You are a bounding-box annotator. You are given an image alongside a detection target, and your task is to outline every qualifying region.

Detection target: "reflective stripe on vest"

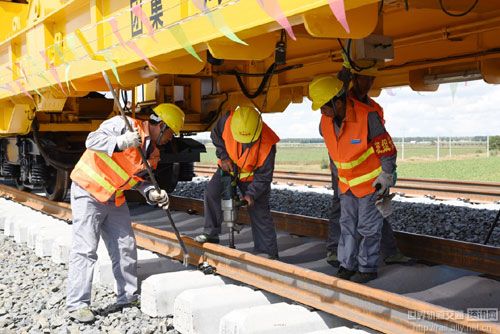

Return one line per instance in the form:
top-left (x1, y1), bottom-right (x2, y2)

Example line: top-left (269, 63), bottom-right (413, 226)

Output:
top-left (96, 152), bottom-right (138, 189)
top-left (78, 161), bottom-right (116, 195)
top-left (339, 166), bottom-right (382, 188)
top-left (320, 97), bottom-right (383, 197)
top-left (333, 147), bottom-right (375, 170)
top-left (77, 152), bottom-right (139, 205)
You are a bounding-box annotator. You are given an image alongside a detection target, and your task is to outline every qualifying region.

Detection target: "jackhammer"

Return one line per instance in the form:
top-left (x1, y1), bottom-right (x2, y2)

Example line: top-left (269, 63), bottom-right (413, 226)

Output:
top-left (220, 169), bottom-right (247, 248)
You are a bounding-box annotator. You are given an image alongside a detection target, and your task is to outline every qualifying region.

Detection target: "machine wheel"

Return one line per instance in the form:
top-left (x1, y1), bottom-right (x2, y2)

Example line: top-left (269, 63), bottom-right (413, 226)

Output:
top-left (156, 162), bottom-right (180, 193)
top-left (14, 176), bottom-right (29, 192)
top-left (44, 167), bottom-right (70, 201)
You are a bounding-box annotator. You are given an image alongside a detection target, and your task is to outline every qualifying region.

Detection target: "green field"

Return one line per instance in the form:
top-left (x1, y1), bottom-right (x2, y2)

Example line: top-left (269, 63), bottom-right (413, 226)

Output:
top-left (200, 144), bottom-right (500, 182)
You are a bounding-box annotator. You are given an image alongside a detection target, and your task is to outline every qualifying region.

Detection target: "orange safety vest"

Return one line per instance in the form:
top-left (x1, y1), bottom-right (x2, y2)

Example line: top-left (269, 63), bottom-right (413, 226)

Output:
top-left (71, 119), bottom-right (160, 206)
top-left (348, 90), bottom-right (385, 123)
top-left (219, 112), bottom-right (280, 182)
top-left (321, 97), bottom-right (382, 198)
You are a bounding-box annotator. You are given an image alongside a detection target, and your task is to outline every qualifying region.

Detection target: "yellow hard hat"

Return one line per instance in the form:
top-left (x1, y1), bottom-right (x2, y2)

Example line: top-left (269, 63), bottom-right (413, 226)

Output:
top-left (308, 75), bottom-right (345, 111)
top-left (230, 106), bottom-right (262, 143)
top-left (152, 103), bottom-right (185, 135)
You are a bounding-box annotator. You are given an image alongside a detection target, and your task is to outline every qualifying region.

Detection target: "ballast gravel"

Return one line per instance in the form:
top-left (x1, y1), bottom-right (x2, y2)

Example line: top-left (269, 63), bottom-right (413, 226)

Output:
top-left (172, 180), bottom-right (500, 247)
top-left (0, 234), bottom-right (173, 334)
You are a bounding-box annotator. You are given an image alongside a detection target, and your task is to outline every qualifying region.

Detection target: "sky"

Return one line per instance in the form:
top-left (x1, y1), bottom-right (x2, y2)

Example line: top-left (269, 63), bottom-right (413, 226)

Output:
top-left (194, 80), bottom-right (500, 139)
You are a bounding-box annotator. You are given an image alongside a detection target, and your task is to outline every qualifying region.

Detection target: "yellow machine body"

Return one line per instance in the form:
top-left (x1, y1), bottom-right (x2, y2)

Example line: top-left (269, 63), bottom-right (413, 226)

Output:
top-left (0, 0), bottom-right (499, 135)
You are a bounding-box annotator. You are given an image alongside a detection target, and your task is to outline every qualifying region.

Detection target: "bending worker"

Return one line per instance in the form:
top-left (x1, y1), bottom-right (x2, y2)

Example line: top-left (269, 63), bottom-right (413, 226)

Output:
top-left (310, 74), bottom-right (397, 283)
top-left (195, 106), bottom-right (280, 260)
top-left (66, 103), bottom-right (185, 323)
top-left (315, 67), bottom-right (411, 267)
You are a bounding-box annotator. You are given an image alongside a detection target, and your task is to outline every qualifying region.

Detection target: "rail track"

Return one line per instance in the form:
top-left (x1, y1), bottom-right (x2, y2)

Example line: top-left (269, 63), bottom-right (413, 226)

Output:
top-left (194, 165), bottom-right (500, 203)
top-left (0, 183), bottom-right (499, 333)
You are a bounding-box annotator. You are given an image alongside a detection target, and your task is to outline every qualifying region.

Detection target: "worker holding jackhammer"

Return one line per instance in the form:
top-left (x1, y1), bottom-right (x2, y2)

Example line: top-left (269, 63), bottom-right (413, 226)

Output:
top-left (318, 64), bottom-right (413, 269)
top-left (66, 103), bottom-right (185, 323)
top-left (309, 73), bottom-right (398, 283)
top-left (194, 106), bottom-right (280, 260)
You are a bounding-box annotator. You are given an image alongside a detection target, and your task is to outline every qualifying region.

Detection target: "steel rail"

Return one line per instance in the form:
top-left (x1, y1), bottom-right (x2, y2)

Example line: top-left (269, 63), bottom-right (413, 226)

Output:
top-left (133, 224), bottom-right (499, 334)
top-left (0, 184), bottom-right (499, 333)
top-left (194, 165), bottom-right (500, 203)
top-left (0, 182), bottom-right (498, 276)
top-left (169, 196), bottom-right (500, 277)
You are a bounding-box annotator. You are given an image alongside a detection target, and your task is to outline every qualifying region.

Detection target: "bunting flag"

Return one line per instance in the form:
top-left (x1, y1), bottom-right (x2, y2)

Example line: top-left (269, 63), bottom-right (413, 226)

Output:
top-left (104, 54), bottom-right (122, 85)
top-left (39, 50), bottom-right (67, 95)
top-left (450, 82), bottom-right (458, 103)
top-left (109, 18), bottom-right (130, 50)
top-left (126, 40), bottom-right (158, 71)
top-left (13, 80), bottom-right (34, 101)
top-left (16, 62), bottom-right (43, 97)
top-left (169, 25), bottom-right (202, 61)
top-left (64, 63), bottom-right (73, 92)
top-left (256, 0), bottom-right (296, 40)
top-left (207, 11), bottom-right (248, 45)
top-left (131, 5), bottom-right (157, 42)
top-left (327, 0), bottom-right (350, 33)
top-left (191, 0), bottom-right (247, 45)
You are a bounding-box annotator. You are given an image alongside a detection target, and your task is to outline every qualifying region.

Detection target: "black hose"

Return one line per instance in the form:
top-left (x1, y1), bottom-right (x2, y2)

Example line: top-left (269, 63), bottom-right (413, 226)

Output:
top-left (235, 63), bottom-right (276, 99)
top-left (32, 119), bottom-right (74, 171)
top-left (438, 0), bottom-right (479, 17)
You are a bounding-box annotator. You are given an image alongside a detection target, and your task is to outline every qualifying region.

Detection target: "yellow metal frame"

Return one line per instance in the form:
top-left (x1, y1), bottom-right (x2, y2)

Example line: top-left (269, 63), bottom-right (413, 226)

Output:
top-left (0, 0), bottom-right (500, 135)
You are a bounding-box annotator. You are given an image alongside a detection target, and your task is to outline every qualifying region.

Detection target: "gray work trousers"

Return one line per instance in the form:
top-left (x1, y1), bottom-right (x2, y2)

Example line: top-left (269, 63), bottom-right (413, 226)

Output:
top-left (66, 183), bottom-right (138, 311)
top-left (326, 172), bottom-right (398, 258)
top-left (203, 171), bottom-right (278, 258)
top-left (338, 190), bottom-right (383, 273)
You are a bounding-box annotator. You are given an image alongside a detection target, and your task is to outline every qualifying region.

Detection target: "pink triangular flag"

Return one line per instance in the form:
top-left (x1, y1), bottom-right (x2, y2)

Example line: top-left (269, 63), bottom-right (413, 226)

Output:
top-left (131, 5), bottom-right (157, 41)
top-left (256, 0), bottom-right (296, 40)
top-left (328, 0), bottom-right (350, 33)
top-left (126, 40), bottom-right (158, 71)
top-left (109, 18), bottom-right (129, 49)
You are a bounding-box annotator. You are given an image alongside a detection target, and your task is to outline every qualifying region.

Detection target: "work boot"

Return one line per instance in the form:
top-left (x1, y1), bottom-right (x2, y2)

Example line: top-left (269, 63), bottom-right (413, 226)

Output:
top-left (326, 250), bottom-right (340, 267)
top-left (384, 251), bottom-right (415, 265)
top-left (335, 266), bottom-right (356, 280)
top-left (68, 307), bottom-right (95, 323)
top-left (351, 272), bottom-right (378, 283)
top-left (194, 233), bottom-right (220, 244)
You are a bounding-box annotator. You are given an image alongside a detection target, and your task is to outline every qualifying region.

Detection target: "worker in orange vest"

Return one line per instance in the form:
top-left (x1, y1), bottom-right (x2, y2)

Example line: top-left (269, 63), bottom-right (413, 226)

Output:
top-left (310, 75), bottom-right (397, 283)
top-left (318, 67), bottom-right (412, 267)
top-left (66, 103), bottom-right (185, 323)
top-left (194, 106), bottom-right (280, 259)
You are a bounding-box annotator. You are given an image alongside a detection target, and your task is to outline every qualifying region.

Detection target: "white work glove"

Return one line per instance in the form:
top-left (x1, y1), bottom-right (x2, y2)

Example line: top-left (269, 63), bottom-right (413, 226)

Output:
top-left (375, 192), bottom-right (396, 218)
top-left (371, 171), bottom-right (394, 195)
top-left (116, 129), bottom-right (141, 150)
top-left (147, 189), bottom-right (169, 210)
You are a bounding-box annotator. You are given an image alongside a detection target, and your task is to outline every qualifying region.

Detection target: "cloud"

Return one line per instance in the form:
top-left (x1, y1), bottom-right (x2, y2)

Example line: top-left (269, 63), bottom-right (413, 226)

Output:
top-left (193, 81), bottom-right (500, 140)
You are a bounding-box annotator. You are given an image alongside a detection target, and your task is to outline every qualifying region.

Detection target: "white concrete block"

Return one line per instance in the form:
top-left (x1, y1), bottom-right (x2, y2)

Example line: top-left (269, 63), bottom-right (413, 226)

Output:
top-left (0, 200), bottom-right (17, 230)
top-left (173, 285), bottom-right (272, 334)
top-left (51, 233), bottom-right (73, 264)
top-left (93, 248), bottom-right (158, 290)
top-left (35, 225), bottom-right (70, 257)
top-left (141, 271), bottom-right (226, 317)
top-left (220, 303), bottom-right (331, 334)
top-left (13, 218), bottom-right (39, 244)
top-left (4, 210), bottom-right (41, 237)
top-left (27, 217), bottom-right (63, 249)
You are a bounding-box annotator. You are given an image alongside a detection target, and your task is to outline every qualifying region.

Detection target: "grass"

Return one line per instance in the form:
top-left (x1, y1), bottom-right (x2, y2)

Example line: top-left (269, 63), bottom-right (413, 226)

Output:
top-left (199, 144), bottom-right (500, 182)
